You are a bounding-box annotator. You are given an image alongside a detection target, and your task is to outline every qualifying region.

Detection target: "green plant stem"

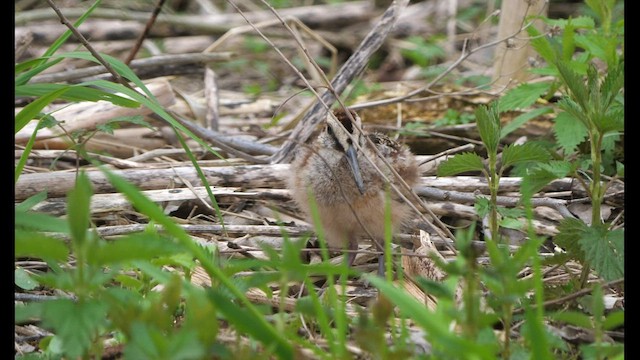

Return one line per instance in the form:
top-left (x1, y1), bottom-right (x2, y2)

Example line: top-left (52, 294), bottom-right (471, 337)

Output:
top-left (579, 130), bottom-right (605, 288)
top-left (502, 304), bottom-right (512, 359)
top-left (487, 155), bottom-right (500, 243)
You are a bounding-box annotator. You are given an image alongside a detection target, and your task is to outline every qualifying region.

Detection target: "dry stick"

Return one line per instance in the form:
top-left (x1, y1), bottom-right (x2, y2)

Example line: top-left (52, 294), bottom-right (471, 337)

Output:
top-left (269, 0), bottom-right (411, 164)
top-left (45, 0), bottom-right (138, 94)
top-left (512, 278), bottom-right (624, 315)
top-left (166, 111), bottom-right (275, 163)
top-left (30, 52), bottom-right (233, 84)
top-left (204, 67), bottom-right (220, 131)
top-left (124, 0), bottom-right (167, 65)
top-left (352, 12), bottom-right (543, 110)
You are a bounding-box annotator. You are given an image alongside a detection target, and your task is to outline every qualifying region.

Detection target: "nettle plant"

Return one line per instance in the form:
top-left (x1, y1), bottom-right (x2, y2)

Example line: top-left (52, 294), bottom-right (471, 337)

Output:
top-left (440, 0), bottom-right (624, 285)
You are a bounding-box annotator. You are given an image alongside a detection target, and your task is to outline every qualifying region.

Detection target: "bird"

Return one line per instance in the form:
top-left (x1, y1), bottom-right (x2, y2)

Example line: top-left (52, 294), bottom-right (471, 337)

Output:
top-left (287, 108), bottom-right (420, 272)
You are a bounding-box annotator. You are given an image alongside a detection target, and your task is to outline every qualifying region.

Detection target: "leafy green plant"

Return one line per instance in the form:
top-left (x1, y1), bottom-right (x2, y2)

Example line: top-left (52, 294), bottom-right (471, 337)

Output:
top-left (436, 102), bottom-right (553, 358)
top-left (515, 0), bottom-right (625, 286)
top-left (433, 108), bottom-right (475, 127)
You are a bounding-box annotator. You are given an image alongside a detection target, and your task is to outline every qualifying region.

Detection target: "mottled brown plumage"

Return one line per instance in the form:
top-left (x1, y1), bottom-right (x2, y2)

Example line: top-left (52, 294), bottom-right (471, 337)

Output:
top-left (288, 109), bottom-right (419, 267)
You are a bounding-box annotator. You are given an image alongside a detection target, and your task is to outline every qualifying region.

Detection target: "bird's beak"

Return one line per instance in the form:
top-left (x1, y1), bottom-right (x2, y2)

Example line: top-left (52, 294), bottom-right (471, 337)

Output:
top-left (345, 145), bottom-right (365, 195)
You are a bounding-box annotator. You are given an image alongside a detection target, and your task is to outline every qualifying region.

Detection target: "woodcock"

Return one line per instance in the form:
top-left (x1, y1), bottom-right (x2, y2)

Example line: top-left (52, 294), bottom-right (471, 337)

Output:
top-left (287, 108), bottom-right (419, 269)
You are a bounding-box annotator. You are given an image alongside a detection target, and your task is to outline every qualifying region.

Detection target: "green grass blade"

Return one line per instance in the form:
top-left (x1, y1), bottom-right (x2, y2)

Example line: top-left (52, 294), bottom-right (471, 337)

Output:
top-left (91, 162), bottom-right (293, 358)
top-left (15, 0), bottom-right (102, 85)
top-left (15, 87), bottom-right (69, 133)
top-left (364, 275), bottom-right (495, 359)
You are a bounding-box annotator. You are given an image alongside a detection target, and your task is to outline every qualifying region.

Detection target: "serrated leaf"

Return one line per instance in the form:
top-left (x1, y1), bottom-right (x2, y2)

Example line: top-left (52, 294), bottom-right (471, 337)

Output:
top-left (501, 106), bottom-right (553, 139)
top-left (437, 152), bottom-right (485, 176)
top-left (520, 168), bottom-right (561, 201)
top-left (15, 267), bottom-right (39, 290)
top-left (474, 197), bottom-right (491, 218)
top-left (594, 108), bottom-right (624, 134)
top-left (556, 62), bottom-right (589, 109)
top-left (539, 160), bottom-right (574, 177)
top-left (579, 226), bottom-right (624, 281)
top-left (476, 102), bottom-right (501, 154)
top-left (41, 299), bottom-right (108, 359)
top-left (554, 218), bottom-right (589, 262)
top-left (543, 16), bottom-right (596, 29)
top-left (15, 230), bottom-right (69, 261)
top-left (553, 111), bottom-right (589, 153)
top-left (501, 143), bottom-right (550, 169)
top-left (498, 82), bottom-right (552, 112)
top-left (557, 98), bottom-right (588, 128)
top-left (527, 25), bottom-right (558, 65)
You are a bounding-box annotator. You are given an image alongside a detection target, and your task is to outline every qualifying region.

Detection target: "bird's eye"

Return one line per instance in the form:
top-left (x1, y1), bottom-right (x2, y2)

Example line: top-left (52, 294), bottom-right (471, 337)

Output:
top-left (326, 126), bottom-right (333, 136)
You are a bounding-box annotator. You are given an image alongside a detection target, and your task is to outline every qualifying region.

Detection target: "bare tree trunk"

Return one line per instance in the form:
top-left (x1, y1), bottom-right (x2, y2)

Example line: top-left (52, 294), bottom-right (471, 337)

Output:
top-left (492, 0), bottom-right (547, 91)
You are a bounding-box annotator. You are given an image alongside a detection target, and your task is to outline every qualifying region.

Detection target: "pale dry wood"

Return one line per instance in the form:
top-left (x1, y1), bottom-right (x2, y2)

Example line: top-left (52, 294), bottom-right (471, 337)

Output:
top-left (15, 78), bottom-right (176, 143)
top-left (15, 2), bottom-right (374, 42)
top-left (491, 0), bottom-right (548, 89)
top-left (14, 162), bottom-right (579, 200)
top-left (30, 186), bottom-right (291, 215)
top-left (29, 52), bottom-right (234, 84)
top-left (91, 223), bottom-right (311, 238)
top-left (28, 128), bottom-right (169, 157)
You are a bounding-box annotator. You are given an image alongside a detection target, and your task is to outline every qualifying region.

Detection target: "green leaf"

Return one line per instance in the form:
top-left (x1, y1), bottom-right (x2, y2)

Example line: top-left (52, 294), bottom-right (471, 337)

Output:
top-left (15, 211), bottom-right (69, 233)
top-left (474, 197), bottom-right (491, 218)
top-left (15, 83), bottom-right (140, 108)
top-left (548, 310), bottom-right (593, 329)
top-left (67, 171), bottom-right (93, 249)
top-left (553, 111), bottom-right (589, 154)
top-left (41, 299), bottom-right (108, 359)
top-left (15, 230), bottom-right (69, 261)
top-left (554, 218), bottom-right (589, 262)
top-left (556, 61), bottom-right (589, 109)
top-left (15, 87), bottom-right (70, 134)
top-left (603, 310), bottom-right (624, 330)
top-left (527, 25), bottom-right (558, 65)
top-left (15, 0), bottom-right (101, 85)
top-left (520, 168), bottom-right (560, 201)
top-left (522, 305), bottom-right (553, 360)
top-left (498, 82), bottom-right (551, 112)
top-left (414, 277), bottom-right (455, 300)
top-left (475, 102), bottom-right (501, 154)
top-left (88, 233), bottom-right (186, 265)
top-left (15, 302), bottom-right (44, 324)
top-left (543, 16), bottom-right (596, 29)
top-left (437, 152), bottom-right (485, 176)
top-left (209, 290), bottom-right (292, 358)
top-left (579, 226), bottom-right (624, 281)
top-left (15, 191), bottom-right (48, 212)
top-left (364, 275), bottom-right (496, 359)
top-left (500, 143), bottom-right (550, 169)
top-left (15, 267), bottom-right (39, 290)
top-left (500, 107), bottom-right (553, 139)
top-left (499, 217), bottom-right (523, 230)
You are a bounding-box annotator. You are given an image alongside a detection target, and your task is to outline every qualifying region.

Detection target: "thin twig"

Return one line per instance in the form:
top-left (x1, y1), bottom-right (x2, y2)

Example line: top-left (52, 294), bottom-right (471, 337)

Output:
top-left (124, 0), bottom-right (167, 65)
top-left (45, 0), bottom-right (137, 93)
top-left (513, 278), bottom-right (624, 314)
